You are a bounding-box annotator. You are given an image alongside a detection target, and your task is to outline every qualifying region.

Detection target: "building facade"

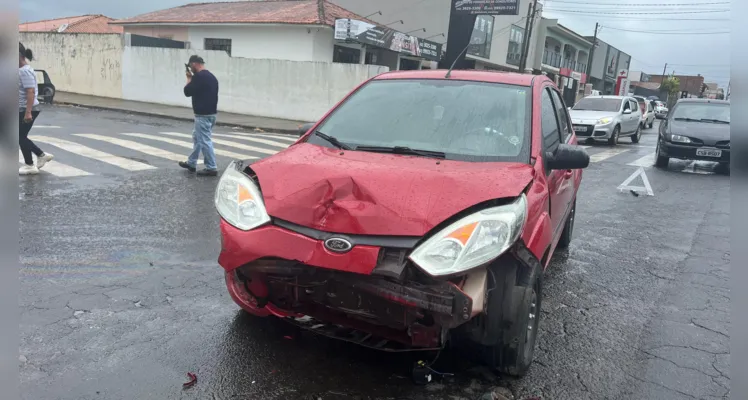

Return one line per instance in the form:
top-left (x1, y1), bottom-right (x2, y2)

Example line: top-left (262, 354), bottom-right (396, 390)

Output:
top-left (585, 37), bottom-right (631, 95)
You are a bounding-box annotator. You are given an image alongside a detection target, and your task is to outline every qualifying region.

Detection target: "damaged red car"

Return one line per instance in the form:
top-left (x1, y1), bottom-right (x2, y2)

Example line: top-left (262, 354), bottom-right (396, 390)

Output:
top-left (215, 70), bottom-right (589, 376)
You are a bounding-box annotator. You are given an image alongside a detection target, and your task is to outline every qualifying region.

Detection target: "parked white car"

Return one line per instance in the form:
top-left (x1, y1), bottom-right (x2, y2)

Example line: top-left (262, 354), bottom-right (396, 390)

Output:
top-left (633, 96), bottom-right (656, 129)
top-left (654, 101), bottom-right (669, 119)
top-left (569, 95), bottom-right (644, 145)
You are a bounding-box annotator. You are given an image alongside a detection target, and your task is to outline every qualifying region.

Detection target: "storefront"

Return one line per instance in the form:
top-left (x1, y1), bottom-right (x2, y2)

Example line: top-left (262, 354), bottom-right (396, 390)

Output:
top-left (559, 67), bottom-right (587, 106)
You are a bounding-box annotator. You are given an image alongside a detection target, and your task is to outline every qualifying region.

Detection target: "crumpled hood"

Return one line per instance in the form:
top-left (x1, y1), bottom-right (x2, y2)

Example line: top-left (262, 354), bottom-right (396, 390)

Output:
top-left (250, 143), bottom-right (534, 237)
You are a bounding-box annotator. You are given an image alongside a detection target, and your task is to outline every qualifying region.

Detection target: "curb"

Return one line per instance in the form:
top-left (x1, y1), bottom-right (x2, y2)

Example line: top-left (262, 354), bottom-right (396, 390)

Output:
top-left (53, 101), bottom-right (301, 136)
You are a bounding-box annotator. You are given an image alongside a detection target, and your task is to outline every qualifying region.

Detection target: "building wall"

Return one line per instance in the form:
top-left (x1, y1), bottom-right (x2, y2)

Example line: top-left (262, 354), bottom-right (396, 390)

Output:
top-left (121, 45), bottom-right (387, 121)
top-left (187, 24), bottom-right (322, 61)
top-left (123, 26), bottom-right (189, 41)
top-left (19, 32), bottom-right (123, 98)
top-left (587, 39), bottom-right (608, 80)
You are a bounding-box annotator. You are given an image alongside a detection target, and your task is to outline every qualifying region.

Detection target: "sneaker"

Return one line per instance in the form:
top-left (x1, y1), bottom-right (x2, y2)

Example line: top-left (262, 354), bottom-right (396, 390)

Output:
top-left (178, 161), bottom-right (196, 172)
top-left (36, 153), bottom-right (54, 170)
top-left (19, 165), bottom-right (39, 175)
top-left (196, 168), bottom-right (218, 177)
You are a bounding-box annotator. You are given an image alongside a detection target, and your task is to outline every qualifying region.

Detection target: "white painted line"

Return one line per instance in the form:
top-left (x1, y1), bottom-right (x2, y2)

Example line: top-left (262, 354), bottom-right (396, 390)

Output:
top-left (617, 167), bottom-right (654, 196)
top-left (19, 150), bottom-right (92, 177)
top-left (627, 153), bottom-right (654, 168)
top-left (211, 133), bottom-right (290, 149)
top-left (74, 134), bottom-right (203, 164)
top-left (31, 136), bottom-right (156, 171)
top-left (589, 148), bottom-right (630, 163)
top-left (158, 132), bottom-right (279, 155)
top-left (33, 125), bottom-right (61, 129)
top-left (245, 132), bottom-right (297, 142)
top-left (122, 133), bottom-right (257, 160)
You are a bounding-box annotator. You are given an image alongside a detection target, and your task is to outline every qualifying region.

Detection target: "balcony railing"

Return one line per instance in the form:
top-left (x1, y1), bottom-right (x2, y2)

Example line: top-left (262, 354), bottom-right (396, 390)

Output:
top-left (543, 50), bottom-right (562, 68)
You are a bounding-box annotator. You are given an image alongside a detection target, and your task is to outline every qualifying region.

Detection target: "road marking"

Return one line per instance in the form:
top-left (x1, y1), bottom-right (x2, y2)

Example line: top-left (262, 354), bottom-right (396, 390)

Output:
top-left (18, 150), bottom-right (92, 177)
top-left (33, 125), bottom-right (61, 129)
top-left (211, 133), bottom-right (290, 149)
top-left (589, 148), bottom-right (630, 163)
top-left (122, 133), bottom-right (258, 160)
top-left (31, 136), bottom-right (156, 171)
top-left (74, 134), bottom-right (204, 164)
top-left (247, 132), bottom-right (298, 142)
top-left (617, 167), bottom-right (654, 196)
top-left (627, 152), bottom-right (654, 168)
top-left (158, 132), bottom-right (279, 155)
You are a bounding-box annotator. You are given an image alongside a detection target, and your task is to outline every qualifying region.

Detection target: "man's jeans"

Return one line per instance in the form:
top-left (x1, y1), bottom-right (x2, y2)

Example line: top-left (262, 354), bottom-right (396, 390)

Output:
top-left (187, 114), bottom-right (217, 170)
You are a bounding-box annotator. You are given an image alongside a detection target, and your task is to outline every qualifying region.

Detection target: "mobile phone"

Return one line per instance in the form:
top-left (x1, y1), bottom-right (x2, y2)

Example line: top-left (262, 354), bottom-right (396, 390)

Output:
top-left (185, 64), bottom-right (192, 75)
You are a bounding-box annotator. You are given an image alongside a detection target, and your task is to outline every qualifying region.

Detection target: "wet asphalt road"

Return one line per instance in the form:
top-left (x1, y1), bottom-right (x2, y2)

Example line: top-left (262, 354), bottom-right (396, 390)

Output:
top-left (20, 106), bottom-right (730, 400)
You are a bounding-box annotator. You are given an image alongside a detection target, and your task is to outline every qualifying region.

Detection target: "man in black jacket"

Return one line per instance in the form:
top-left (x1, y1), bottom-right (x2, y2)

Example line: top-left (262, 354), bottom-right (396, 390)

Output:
top-left (179, 55), bottom-right (219, 176)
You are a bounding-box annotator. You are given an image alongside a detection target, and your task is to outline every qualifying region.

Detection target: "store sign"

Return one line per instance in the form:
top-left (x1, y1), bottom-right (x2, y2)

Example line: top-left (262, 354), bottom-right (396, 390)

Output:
top-left (467, 15), bottom-right (494, 59)
top-left (454, 0), bottom-right (520, 15)
top-left (334, 18), bottom-right (442, 61)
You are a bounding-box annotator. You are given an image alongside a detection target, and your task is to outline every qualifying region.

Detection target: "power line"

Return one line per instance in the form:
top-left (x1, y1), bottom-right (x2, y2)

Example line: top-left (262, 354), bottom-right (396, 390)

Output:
top-left (600, 25), bottom-right (729, 34)
top-left (543, 8), bottom-right (729, 14)
top-left (540, 0), bottom-right (729, 5)
top-left (541, 14), bottom-right (730, 20)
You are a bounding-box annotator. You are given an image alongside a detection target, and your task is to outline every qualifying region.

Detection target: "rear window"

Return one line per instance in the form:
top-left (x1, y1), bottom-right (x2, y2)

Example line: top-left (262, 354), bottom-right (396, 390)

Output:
top-left (309, 79), bottom-right (532, 163)
top-left (572, 97), bottom-right (622, 112)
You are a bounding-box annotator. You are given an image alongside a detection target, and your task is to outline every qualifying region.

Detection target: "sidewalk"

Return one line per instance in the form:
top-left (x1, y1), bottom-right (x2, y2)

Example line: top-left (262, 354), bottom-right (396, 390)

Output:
top-left (54, 92), bottom-right (307, 135)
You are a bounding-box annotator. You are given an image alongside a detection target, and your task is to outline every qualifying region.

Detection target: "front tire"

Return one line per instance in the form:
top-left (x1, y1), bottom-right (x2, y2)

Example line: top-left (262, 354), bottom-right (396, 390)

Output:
top-left (655, 138), bottom-right (669, 168)
top-left (462, 258), bottom-right (542, 377)
top-left (608, 126), bottom-right (620, 146)
top-left (631, 124), bottom-right (642, 143)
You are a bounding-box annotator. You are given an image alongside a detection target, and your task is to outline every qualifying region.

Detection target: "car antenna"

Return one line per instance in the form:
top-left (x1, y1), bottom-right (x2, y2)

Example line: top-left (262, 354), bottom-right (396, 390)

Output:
top-left (445, 42), bottom-right (471, 79)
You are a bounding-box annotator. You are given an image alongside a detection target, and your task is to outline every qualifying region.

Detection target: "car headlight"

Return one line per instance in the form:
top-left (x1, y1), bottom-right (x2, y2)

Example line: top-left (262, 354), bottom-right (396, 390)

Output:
top-left (597, 117), bottom-right (612, 124)
top-left (408, 194), bottom-right (527, 277)
top-left (670, 134), bottom-right (691, 144)
top-left (214, 162), bottom-right (271, 231)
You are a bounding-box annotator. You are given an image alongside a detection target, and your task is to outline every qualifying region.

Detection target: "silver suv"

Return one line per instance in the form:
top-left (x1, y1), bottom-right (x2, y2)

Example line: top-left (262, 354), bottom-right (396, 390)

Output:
top-left (569, 95), bottom-right (644, 145)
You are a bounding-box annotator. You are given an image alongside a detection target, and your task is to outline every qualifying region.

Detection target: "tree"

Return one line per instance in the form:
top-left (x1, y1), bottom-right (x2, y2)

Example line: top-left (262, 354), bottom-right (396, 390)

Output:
top-left (660, 75), bottom-right (680, 107)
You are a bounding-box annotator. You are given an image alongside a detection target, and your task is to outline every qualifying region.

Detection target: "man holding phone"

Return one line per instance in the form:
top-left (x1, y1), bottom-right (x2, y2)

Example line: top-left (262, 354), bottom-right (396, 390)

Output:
top-left (178, 55), bottom-right (219, 176)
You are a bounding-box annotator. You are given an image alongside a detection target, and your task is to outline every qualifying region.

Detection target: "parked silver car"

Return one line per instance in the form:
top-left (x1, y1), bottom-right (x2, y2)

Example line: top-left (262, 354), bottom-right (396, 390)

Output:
top-left (654, 101), bottom-right (669, 119)
top-left (569, 95), bottom-right (644, 145)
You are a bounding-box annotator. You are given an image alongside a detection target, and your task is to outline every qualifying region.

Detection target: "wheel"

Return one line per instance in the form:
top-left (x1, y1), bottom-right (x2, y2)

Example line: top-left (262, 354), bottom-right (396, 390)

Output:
top-left (557, 199), bottom-right (576, 249)
top-left (608, 125), bottom-right (620, 146)
top-left (631, 124), bottom-right (642, 143)
top-left (648, 119), bottom-right (654, 129)
top-left (655, 138), bottom-right (669, 168)
top-left (459, 258), bottom-right (542, 377)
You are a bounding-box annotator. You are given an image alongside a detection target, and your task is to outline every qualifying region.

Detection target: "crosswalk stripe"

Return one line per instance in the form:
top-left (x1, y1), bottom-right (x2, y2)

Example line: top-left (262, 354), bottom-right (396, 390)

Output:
top-left (158, 132), bottom-right (279, 155)
top-left (211, 133), bottom-right (290, 149)
top-left (627, 153), bottom-right (655, 168)
top-left (589, 148), bottom-right (631, 163)
top-left (34, 125), bottom-right (61, 129)
top-left (18, 150), bottom-right (92, 177)
top-left (248, 133), bottom-right (297, 142)
top-left (31, 136), bottom-right (156, 171)
top-left (122, 133), bottom-right (258, 160)
top-left (74, 134), bottom-right (203, 164)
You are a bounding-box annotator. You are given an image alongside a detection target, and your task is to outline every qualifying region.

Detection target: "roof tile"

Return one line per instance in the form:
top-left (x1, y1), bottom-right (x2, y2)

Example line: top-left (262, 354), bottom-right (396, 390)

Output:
top-left (19, 15), bottom-right (123, 34)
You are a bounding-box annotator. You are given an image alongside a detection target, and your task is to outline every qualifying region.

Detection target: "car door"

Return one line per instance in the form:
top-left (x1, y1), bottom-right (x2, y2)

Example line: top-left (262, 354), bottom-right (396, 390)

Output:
top-left (621, 99), bottom-right (634, 133)
top-left (631, 99), bottom-right (643, 129)
top-left (541, 86), bottom-right (574, 240)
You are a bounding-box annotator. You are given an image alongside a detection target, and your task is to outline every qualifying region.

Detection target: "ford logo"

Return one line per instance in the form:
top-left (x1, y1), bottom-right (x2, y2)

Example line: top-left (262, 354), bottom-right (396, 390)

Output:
top-left (324, 237), bottom-right (353, 253)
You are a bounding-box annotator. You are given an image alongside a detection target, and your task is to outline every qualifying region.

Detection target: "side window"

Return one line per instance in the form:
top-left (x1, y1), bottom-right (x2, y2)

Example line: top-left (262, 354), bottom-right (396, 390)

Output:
top-left (623, 100), bottom-right (631, 112)
top-left (631, 100), bottom-right (639, 113)
top-left (541, 88), bottom-right (561, 157)
top-left (549, 89), bottom-right (572, 142)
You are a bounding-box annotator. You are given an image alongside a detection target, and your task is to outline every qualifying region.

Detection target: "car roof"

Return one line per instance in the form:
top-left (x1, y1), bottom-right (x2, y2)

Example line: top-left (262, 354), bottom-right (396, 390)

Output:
top-left (676, 98), bottom-right (730, 104)
top-left (372, 69), bottom-right (539, 86)
top-left (580, 95), bottom-right (628, 100)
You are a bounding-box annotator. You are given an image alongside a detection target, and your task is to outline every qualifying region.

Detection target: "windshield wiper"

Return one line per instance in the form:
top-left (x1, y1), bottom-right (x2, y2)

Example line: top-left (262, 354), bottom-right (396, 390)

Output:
top-left (673, 117), bottom-right (702, 122)
top-left (699, 118), bottom-right (730, 124)
top-left (355, 145), bottom-right (446, 159)
top-left (314, 130), bottom-right (352, 150)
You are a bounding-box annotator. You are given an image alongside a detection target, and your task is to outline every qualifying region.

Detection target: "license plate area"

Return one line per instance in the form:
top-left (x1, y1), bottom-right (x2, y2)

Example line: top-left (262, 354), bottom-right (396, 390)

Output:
top-left (573, 125), bottom-right (588, 132)
top-left (696, 148), bottom-right (722, 158)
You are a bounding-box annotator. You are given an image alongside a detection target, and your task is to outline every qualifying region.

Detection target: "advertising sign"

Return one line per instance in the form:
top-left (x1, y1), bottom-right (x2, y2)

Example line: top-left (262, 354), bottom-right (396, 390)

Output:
top-left (454, 0), bottom-right (520, 15)
top-left (334, 18), bottom-right (442, 61)
top-left (467, 15), bottom-right (494, 58)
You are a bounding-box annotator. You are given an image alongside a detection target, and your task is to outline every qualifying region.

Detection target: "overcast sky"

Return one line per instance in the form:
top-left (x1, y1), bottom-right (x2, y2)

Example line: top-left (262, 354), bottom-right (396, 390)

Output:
top-left (20, 0), bottom-right (731, 88)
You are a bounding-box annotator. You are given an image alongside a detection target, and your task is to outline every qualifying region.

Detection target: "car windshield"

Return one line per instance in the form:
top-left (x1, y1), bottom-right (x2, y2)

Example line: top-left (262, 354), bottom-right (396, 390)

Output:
top-left (572, 98), bottom-right (622, 112)
top-left (309, 79), bottom-right (531, 163)
top-left (671, 103), bottom-right (730, 123)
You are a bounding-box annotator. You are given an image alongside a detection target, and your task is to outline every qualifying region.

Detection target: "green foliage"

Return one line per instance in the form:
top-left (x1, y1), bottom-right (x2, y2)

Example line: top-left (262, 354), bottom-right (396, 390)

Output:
top-left (660, 76), bottom-right (680, 95)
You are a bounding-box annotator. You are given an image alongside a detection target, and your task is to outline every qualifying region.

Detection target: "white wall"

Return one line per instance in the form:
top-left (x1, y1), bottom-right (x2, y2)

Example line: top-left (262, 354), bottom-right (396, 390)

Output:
top-left (19, 32), bottom-right (124, 98)
top-left (122, 46), bottom-right (388, 121)
top-left (188, 25), bottom-right (327, 61)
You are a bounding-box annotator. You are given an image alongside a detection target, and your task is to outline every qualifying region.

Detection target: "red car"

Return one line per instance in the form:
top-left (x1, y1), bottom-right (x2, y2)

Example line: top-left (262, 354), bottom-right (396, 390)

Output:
top-left (215, 70), bottom-right (589, 376)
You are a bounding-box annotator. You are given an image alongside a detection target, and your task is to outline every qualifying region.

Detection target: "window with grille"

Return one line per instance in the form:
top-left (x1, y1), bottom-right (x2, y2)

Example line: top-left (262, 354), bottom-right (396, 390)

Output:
top-left (204, 38), bottom-right (232, 56)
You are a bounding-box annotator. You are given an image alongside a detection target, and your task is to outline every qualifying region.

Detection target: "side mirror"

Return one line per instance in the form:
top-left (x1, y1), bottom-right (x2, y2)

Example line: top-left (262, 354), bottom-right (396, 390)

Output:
top-left (623, 109), bottom-right (632, 115)
top-left (298, 122), bottom-right (316, 137)
top-left (546, 144), bottom-right (590, 170)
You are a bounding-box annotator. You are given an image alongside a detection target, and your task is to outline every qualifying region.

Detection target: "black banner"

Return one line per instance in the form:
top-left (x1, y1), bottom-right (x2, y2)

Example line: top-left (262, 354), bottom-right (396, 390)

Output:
top-left (454, 0), bottom-right (520, 15)
top-left (334, 18), bottom-right (443, 62)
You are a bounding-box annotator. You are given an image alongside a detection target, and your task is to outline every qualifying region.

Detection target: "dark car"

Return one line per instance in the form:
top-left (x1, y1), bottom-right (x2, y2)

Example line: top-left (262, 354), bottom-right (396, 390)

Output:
top-left (215, 70), bottom-right (589, 377)
top-left (655, 98), bottom-right (730, 169)
top-left (34, 69), bottom-right (55, 104)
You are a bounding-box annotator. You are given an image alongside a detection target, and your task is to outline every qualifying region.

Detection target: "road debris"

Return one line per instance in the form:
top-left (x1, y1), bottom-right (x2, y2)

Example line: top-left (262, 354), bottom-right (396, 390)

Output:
top-left (182, 372), bottom-right (197, 389)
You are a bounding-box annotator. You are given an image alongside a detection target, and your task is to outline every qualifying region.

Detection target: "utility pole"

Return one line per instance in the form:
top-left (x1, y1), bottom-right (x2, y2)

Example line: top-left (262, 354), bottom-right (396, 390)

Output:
top-left (585, 23), bottom-right (599, 79)
top-left (518, 1), bottom-right (534, 72)
top-left (519, 0), bottom-right (538, 73)
top-left (661, 63), bottom-right (667, 81)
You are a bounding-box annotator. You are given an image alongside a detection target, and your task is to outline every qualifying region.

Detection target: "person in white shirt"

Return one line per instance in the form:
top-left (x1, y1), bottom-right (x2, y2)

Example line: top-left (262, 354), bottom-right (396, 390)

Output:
top-left (19, 42), bottom-right (53, 175)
